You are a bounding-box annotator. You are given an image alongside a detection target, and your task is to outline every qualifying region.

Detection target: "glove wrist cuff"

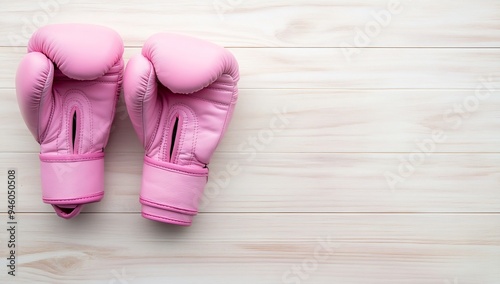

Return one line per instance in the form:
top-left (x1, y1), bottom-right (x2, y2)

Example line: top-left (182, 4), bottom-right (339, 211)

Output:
top-left (140, 156), bottom-right (208, 226)
top-left (39, 152), bottom-right (105, 218)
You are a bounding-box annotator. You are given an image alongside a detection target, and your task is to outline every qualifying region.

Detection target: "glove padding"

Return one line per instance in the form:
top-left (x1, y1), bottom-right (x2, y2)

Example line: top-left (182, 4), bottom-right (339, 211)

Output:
top-left (124, 33), bottom-right (239, 225)
top-left (16, 24), bottom-right (124, 218)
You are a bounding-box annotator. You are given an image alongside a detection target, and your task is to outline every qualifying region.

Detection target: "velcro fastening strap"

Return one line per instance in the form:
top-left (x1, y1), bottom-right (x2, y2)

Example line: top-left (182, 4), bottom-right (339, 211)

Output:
top-left (39, 152), bottom-right (105, 205)
top-left (140, 156), bottom-right (208, 225)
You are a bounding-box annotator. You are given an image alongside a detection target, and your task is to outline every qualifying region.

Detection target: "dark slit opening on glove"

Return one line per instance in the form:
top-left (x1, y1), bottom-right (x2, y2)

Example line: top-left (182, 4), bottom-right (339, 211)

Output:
top-left (169, 117), bottom-right (179, 160)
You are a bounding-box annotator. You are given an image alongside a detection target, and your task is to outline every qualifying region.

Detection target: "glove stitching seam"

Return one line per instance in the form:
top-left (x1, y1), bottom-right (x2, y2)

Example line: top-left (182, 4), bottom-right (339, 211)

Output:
top-left (40, 155), bottom-right (103, 162)
top-left (144, 159), bottom-right (207, 177)
top-left (205, 86), bottom-right (233, 91)
top-left (106, 59), bottom-right (123, 149)
top-left (63, 91), bottom-right (93, 153)
top-left (158, 106), bottom-right (169, 162)
top-left (51, 80), bottom-right (119, 85)
top-left (140, 198), bottom-right (196, 214)
top-left (169, 103), bottom-right (197, 165)
top-left (143, 63), bottom-right (157, 151)
top-left (44, 192), bottom-right (103, 202)
top-left (147, 107), bottom-right (163, 152)
top-left (142, 212), bottom-right (191, 224)
top-left (41, 95), bottom-right (56, 143)
top-left (38, 60), bottom-right (54, 143)
top-left (165, 108), bottom-right (179, 163)
top-left (207, 81), bottom-right (234, 87)
top-left (191, 106), bottom-right (198, 166)
top-left (213, 75), bottom-right (237, 151)
top-left (168, 105), bottom-right (188, 164)
top-left (185, 94), bottom-right (230, 106)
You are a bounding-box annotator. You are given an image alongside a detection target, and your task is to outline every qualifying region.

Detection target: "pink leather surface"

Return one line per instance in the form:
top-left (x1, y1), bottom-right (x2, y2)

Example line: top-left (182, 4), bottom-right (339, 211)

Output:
top-left (141, 33), bottom-right (239, 94)
top-left (16, 24), bottom-right (124, 218)
top-left (27, 24), bottom-right (123, 81)
top-left (124, 33), bottom-right (239, 225)
top-left (140, 156), bottom-right (208, 226)
top-left (40, 153), bottom-right (105, 203)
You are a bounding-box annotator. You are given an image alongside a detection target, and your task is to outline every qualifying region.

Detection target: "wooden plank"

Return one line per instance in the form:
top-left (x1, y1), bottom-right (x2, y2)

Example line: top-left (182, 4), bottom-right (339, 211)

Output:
top-left (0, 213), bottom-right (498, 283)
top-left (1, 152), bottom-right (499, 213)
top-left (2, 47), bottom-right (500, 89)
top-left (1, 1), bottom-right (499, 283)
top-left (1, 0), bottom-right (500, 47)
top-left (3, 89), bottom-right (500, 153)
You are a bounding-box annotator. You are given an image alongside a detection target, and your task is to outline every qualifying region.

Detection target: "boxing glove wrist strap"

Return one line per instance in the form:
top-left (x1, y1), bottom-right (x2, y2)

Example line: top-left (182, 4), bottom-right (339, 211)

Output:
top-left (140, 156), bottom-right (208, 226)
top-left (39, 152), bottom-right (105, 207)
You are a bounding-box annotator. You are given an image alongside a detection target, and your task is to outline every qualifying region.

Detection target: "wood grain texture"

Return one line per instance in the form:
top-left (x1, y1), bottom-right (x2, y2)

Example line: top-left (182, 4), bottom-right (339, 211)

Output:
top-left (1, 152), bottom-right (499, 213)
top-left (1, 47), bottom-right (500, 89)
top-left (1, 0), bottom-right (500, 47)
top-left (0, 214), bottom-right (498, 284)
top-left (3, 89), bottom-right (500, 153)
top-left (1, 0), bottom-right (499, 283)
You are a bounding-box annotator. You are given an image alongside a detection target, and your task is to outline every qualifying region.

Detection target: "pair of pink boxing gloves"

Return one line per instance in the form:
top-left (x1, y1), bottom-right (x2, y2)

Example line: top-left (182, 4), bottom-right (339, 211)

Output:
top-left (16, 24), bottom-right (239, 226)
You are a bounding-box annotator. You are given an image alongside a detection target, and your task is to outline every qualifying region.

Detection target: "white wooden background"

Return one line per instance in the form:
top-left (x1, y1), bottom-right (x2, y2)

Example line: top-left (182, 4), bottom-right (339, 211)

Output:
top-left (1, 1), bottom-right (500, 283)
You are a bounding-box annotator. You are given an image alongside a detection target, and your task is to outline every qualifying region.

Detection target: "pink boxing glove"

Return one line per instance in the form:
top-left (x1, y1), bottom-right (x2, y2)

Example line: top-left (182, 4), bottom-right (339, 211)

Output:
top-left (124, 33), bottom-right (239, 226)
top-left (16, 24), bottom-right (124, 218)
